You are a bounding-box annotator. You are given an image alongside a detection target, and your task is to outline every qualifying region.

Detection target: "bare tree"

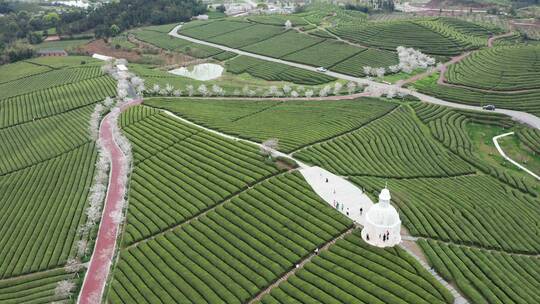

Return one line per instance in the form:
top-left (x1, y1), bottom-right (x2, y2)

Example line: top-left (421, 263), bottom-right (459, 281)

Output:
top-left (285, 20), bottom-right (292, 29)
top-left (333, 82), bottom-right (343, 95)
top-left (186, 85), bottom-right (194, 96)
top-left (77, 240), bottom-right (88, 257)
top-left (346, 81), bottom-right (356, 95)
top-left (55, 280), bottom-right (75, 299)
top-left (260, 138), bottom-right (279, 158)
top-left (65, 258), bottom-right (83, 273)
top-left (198, 84), bottom-right (208, 96)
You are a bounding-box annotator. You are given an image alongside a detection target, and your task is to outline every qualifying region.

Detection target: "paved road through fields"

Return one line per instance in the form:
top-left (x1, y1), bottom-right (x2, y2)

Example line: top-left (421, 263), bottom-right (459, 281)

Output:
top-left (169, 25), bottom-right (540, 130)
top-left (77, 99), bottom-right (141, 304)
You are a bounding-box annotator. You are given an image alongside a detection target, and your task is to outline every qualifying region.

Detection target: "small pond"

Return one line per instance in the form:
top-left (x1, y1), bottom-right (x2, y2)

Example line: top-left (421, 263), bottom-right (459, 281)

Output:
top-left (169, 63), bottom-right (224, 81)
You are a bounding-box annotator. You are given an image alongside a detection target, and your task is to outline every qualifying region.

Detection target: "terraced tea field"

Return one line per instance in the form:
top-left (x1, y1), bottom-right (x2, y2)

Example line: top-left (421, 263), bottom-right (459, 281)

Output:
top-left (445, 46), bottom-right (540, 91)
top-left (414, 74), bottom-right (540, 116)
top-left (0, 143), bottom-right (97, 278)
top-left (119, 106), bottom-right (280, 244)
top-left (110, 172), bottom-right (352, 303)
top-left (260, 231), bottom-right (454, 304)
top-left (412, 45), bottom-right (540, 116)
top-left (420, 240), bottom-right (540, 304)
top-left (0, 268), bottom-right (77, 303)
top-left (517, 128), bottom-right (540, 154)
top-left (242, 31), bottom-right (324, 58)
top-left (111, 105), bottom-right (357, 302)
top-left (294, 106), bottom-right (474, 178)
top-left (144, 98), bottom-right (397, 153)
top-left (0, 56), bottom-right (115, 302)
top-left (225, 56), bottom-right (336, 85)
top-left (354, 175), bottom-right (540, 254)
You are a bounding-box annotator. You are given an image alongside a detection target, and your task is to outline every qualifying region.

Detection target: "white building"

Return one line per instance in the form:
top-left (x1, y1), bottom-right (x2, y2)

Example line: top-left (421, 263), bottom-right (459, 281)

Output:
top-left (361, 187), bottom-right (401, 247)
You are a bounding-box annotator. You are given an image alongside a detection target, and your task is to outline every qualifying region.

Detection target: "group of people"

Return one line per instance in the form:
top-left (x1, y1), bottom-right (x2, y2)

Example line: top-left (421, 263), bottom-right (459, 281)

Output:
top-left (380, 230), bottom-right (391, 242)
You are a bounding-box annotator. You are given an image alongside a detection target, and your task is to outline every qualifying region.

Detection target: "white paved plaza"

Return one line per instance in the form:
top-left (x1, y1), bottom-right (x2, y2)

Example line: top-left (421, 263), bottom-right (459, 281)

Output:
top-left (300, 166), bottom-right (374, 226)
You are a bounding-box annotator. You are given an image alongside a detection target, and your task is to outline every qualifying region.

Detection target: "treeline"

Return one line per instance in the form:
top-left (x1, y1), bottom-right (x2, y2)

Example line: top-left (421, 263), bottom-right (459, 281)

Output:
top-left (0, 0), bottom-right (206, 64)
top-left (58, 0), bottom-right (207, 38)
top-left (345, 0), bottom-right (395, 13)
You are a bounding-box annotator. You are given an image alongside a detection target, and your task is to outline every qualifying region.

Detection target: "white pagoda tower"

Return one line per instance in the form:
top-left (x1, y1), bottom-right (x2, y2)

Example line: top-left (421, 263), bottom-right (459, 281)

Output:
top-left (361, 187), bottom-right (401, 247)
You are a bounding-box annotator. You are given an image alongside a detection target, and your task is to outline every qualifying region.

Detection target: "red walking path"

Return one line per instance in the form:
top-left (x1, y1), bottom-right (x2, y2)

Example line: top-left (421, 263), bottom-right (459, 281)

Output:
top-left (78, 99), bottom-right (142, 304)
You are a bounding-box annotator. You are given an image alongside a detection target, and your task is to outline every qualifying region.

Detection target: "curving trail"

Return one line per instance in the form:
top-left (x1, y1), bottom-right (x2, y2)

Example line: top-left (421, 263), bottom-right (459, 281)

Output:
top-left (169, 25), bottom-right (540, 130)
top-left (487, 32), bottom-right (515, 48)
top-left (77, 99), bottom-right (142, 304)
top-left (493, 132), bottom-right (540, 180)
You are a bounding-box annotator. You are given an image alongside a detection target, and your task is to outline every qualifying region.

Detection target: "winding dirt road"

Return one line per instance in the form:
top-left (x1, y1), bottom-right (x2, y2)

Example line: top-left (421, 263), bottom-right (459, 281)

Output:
top-left (78, 99), bottom-right (142, 304)
top-left (487, 32), bottom-right (515, 48)
top-left (169, 25), bottom-right (540, 130)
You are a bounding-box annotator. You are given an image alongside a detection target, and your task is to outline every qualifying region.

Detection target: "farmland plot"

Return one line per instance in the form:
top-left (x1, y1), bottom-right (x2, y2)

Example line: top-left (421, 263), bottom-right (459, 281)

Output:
top-left (119, 106), bottom-right (280, 244)
top-left (0, 143), bottom-right (96, 279)
top-left (208, 24), bottom-right (285, 48)
top-left (0, 61), bottom-right (51, 85)
top-left (282, 39), bottom-right (364, 68)
top-left (0, 105), bottom-right (93, 175)
top-left (180, 20), bottom-right (253, 40)
top-left (420, 239), bottom-right (540, 304)
top-left (144, 98), bottom-right (397, 153)
top-left (247, 15), bottom-right (309, 26)
top-left (132, 28), bottom-right (224, 58)
top-left (0, 75), bottom-right (116, 128)
top-left (109, 172), bottom-right (352, 303)
top-left (26, 55), bottom-right (101, 69)
top-left (0, 268), bottom-right (77, 303)
top-left (330, 48), bottom-right (399, 77)
top-left (260, 231), bottom-right (454, 304)
top-left (225, 56), bottom-right (336, 85)
top-left (294, 106), bottom-right (474, 177)
top-left (354, 175), bottom-right (540, 254)
top-left (242, 31), bottom-right (324, 58)
top-left (0, 66), bottom-right (104, 100)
